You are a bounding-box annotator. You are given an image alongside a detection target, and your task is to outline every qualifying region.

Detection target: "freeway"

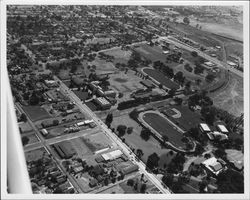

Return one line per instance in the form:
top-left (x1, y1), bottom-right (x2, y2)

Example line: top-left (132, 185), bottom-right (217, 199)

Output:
top-left (54, 76), bottom-right (172, 194)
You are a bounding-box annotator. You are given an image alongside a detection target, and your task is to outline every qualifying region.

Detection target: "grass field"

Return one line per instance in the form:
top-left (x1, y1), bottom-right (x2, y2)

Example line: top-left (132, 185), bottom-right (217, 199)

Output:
top-left (134, 44), bottom-right (166, 63)
top-left (109, 69), bottom-right (146, 102)
top-left (112, 115), bottom-right (175, 167)
top-left (22, 105), bottom-right (51, 122)
top-left (19, 121), bottom-right (33, 133)
top-left (25, 148), bottom-right (48, 162)
top-left (104, 48), bottom-right (132, 64)
top-left (161, 105), bottom-right (202, 131)
top-left (142, 68), bottom-right (179, 90)
top-left (88, 57), bottom-right (116, 75)
top-left (22, 132), bottom-right (39, 145)
top-left (81, 132), bottom-right (113, 153)
top-left (142, 112), bottom-right (186, 149)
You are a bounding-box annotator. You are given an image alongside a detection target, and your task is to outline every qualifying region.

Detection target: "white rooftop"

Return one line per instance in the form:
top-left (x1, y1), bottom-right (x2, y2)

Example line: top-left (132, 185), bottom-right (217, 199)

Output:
top-left (217, 124), bottom-right (229, 133)
top-left (102, 150), bottom-right (123, 161)
top-left (199, 123), bottom-right (211, 132)
top-left (202, 157), bottom-right (224, 175)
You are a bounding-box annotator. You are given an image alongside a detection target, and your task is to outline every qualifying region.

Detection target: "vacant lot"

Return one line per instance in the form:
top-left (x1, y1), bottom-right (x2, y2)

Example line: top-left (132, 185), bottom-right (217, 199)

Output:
top-left (142, 68), bottom-right (179, 90)
top-left (142, 112), bottom-right (186, 149)
top-left (161, 105), bottom-right (202, 131)
top-left (112, 115), bottom-right (175, 167)
top-left (22, 105), bottom-right (51, 122)
top-left (25, 148), bottom-right (48, 162)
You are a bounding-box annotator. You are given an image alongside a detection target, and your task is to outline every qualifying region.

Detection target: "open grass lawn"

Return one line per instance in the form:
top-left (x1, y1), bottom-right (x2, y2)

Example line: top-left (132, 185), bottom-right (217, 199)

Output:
top-left (142, 68), bottom-right (179, 90)
top-left (88, 57), bottom-right (116, 75)
top-left (163, 105), bottom-right (202, 131)
top-left (142, 112), bottom-right (186, 149)
top-left (112, 115), bottom-right (175, 167)
top-left (104, 48), bottom-right (132, 64)
top-left (22, 132), bottom-right (39, 145)
top-left (81, 132), bottom-right (111, 153)
top-left (25, 148), bottom-right (48, 162)
top-left (19, 121), bottom-right (33, 133)
top-left (22, 105), bottom-right (51, 122)
top-left (73, 90), bottom-right (89, 101)
top-left (134, 44), bottom-right (166, 62)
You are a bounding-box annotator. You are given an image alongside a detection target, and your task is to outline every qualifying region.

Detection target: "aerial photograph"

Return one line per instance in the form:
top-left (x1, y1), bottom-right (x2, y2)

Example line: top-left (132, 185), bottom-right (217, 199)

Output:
top-left (2, 2), bottom-right (248, 198)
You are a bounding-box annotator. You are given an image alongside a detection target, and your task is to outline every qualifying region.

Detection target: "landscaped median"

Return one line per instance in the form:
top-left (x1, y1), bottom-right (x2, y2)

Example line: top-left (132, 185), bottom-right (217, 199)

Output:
top-left (138, 110), bottom-right (196, 153)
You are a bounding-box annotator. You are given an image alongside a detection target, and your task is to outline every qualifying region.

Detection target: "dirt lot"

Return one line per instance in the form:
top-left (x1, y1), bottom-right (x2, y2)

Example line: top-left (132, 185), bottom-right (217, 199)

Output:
top-left (112, 114), bottom-right (176, 167)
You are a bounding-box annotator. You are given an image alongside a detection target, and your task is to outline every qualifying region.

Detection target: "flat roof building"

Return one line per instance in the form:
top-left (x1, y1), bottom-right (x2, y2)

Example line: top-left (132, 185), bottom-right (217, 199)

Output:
top-left (94, 97), bottom-right (111, 110)
top-left (216, 124), bottom-right (229, 134)
top-left (101, 149), bottom-right (123, 161)
top-left (199, 123), bottom-right (211, 133)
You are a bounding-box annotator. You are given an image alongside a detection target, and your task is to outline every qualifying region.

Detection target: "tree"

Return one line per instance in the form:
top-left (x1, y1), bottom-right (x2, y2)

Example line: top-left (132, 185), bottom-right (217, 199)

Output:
top-left (191, 51), bottom-right (198, 57)
top-left (20, 113), bottom-right (27, 122)
top-left (168, 88), bottom-right (176, 98)
top-left (146, 152), bottom-right (160, 171)
top-left (127, 179), bottom-right (134, 186)
top-left (22, 136), bottom-right (29, 146)
top-left (162, 173), bottom-right (174, 186)
top-left (140, 129), bottom-right (151, 141)
top-left (183, 17), bottom-right (190, 25)
top-left (205, 74), bottom-right (216, 83)
top-left (140, 183), bottom-right (147, 193)
top-left (105, 113), bottom-right (113, 127)
top-left (127, 127), bottom-right (133, 134)
top-left (117, 125), bottom-right (127, 137)
top-left (136, 149), bottom-right (144, 159)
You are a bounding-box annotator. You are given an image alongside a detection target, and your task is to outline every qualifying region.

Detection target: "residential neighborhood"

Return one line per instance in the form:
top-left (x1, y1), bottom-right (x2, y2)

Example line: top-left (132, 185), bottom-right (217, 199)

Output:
top-left (3, 4), bottom-right (246, 196)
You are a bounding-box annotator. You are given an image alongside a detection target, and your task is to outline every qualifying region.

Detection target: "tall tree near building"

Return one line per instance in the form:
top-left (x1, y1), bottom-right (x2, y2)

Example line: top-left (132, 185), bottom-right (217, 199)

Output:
top-left (183, 17), bottom-right (190, 25)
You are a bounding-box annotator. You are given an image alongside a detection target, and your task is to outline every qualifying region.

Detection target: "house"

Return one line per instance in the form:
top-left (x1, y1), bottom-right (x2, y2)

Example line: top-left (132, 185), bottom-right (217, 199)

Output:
top-left (202, 157), bottom-right (227, 176)
top-left (41, 128), bottom-right (49, 136)
top-left (216, 124), bottom-right (229, 134)
top-left (207, 131), bottom-right (228, 141)
top-left (199, 123), bottom-right (211, 133)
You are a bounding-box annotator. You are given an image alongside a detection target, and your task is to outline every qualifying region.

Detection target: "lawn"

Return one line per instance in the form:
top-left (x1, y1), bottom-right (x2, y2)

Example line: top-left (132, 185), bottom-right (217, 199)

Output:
top-left (22, 132), bottom-right (40, 145)
top-left (25, 148), bottom-right (48, 162)
top-left (142, 112), bottom-right (186, 149)
top-left (19, 121), bottom-right (33, 133)
top-left (22, 105), bottom-right (51, 122)
top-left (104, 48), bottom-right (132, 64)
top-left (142, 68), bottom-right (179, 90)
top-left (134, 44), bottom-right (167, 62)
top-left (161, 105), bottom-right (202, 131)
top-left (73, 90), bottom-right (89, 101)
top-left (112, 115), bottom-right (175, 167)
